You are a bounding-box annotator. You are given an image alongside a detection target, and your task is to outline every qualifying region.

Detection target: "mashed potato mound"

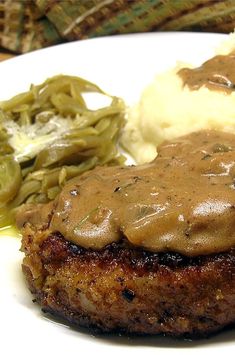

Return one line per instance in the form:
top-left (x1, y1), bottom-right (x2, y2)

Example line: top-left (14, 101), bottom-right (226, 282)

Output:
top-left (122, 33), bottom-right (235, 164)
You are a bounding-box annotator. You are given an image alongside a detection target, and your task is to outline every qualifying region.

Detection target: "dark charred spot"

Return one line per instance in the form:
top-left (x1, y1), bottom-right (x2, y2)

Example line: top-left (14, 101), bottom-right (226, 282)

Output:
top-left (116, 276), bottom-right (125, 283)
top-left (184, 229), bottom-right (190, 237)
top-left (122, 288), bottom-right (135, 302)
top-left (69, 242), bottom-right (83, 255)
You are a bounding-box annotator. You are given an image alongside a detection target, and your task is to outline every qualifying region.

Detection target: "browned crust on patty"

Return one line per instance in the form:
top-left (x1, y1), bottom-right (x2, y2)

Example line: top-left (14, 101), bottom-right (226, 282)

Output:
top-left (21, 226), bottom-right (235, 338)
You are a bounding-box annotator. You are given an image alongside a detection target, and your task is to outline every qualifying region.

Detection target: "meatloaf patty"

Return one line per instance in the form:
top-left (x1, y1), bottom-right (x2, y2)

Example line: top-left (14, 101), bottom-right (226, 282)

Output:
top-left (19, 130), bottom-right (235, 338)
top-left (21, 225), bottom-right (235, 338)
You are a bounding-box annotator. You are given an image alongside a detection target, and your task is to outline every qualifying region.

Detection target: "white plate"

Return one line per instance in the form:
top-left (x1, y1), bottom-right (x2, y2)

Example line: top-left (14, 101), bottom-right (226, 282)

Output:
top-left (0, 32), bottom-right (235, 355)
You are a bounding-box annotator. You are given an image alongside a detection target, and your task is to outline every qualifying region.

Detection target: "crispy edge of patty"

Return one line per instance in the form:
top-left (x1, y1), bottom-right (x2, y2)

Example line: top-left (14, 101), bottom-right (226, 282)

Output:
top-left (21, 224), bottom-right (235, 338)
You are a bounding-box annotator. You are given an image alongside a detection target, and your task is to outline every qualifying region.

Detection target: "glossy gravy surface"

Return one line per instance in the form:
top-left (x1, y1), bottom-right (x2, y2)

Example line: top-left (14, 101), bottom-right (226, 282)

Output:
top-left (178, 52), bottom-right (235, 93)
top-left (20, 130), bottom-right (235, 256)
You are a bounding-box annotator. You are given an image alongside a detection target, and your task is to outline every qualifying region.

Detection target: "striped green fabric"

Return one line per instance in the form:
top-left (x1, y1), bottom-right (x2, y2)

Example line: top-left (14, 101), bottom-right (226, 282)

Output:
top-left (1, 0), bottom-right (235, 53)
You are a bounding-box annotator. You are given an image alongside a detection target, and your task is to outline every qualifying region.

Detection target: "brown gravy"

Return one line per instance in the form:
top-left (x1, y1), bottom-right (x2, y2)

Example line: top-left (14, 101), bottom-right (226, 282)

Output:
top-left (18, 130), bottom-right (235, 257)
top-left (178, 52), bottom-right (235, 93)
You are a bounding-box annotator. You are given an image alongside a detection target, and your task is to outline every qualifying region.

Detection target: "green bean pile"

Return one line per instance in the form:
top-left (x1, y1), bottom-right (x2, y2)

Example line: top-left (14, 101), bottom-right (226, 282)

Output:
top-left (0, 75), bottom-right (126, 227)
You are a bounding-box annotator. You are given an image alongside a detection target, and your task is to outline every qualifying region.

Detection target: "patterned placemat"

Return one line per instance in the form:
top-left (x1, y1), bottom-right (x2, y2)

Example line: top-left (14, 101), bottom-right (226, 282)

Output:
top-left (1, 0), bottom-right (235, 53)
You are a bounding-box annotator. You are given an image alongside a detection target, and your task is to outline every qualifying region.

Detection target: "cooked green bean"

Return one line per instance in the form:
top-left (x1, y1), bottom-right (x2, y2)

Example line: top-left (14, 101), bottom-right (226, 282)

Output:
top-left (0, 91), bottom-right (34, 112)
top-left (0, 74), bottom-right (126, 226)
top-left (34, 139), bottom-right (87, 169)
top-left (0, 156), bottom-right (22, 204)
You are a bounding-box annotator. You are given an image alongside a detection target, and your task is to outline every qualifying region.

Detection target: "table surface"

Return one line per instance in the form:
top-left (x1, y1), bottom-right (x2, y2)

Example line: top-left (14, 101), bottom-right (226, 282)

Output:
top-left (0, 52), bottom-right (15, 61)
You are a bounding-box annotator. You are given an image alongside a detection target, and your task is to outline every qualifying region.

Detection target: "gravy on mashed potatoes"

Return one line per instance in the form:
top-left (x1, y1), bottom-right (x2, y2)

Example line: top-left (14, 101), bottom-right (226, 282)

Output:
top-left (122, 33), bottom-right (235, 164)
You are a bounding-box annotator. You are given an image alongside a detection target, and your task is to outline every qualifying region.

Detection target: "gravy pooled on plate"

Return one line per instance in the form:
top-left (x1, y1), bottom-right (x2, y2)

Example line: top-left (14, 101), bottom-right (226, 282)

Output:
top-left (18, 130), bottom-right (235, 257)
